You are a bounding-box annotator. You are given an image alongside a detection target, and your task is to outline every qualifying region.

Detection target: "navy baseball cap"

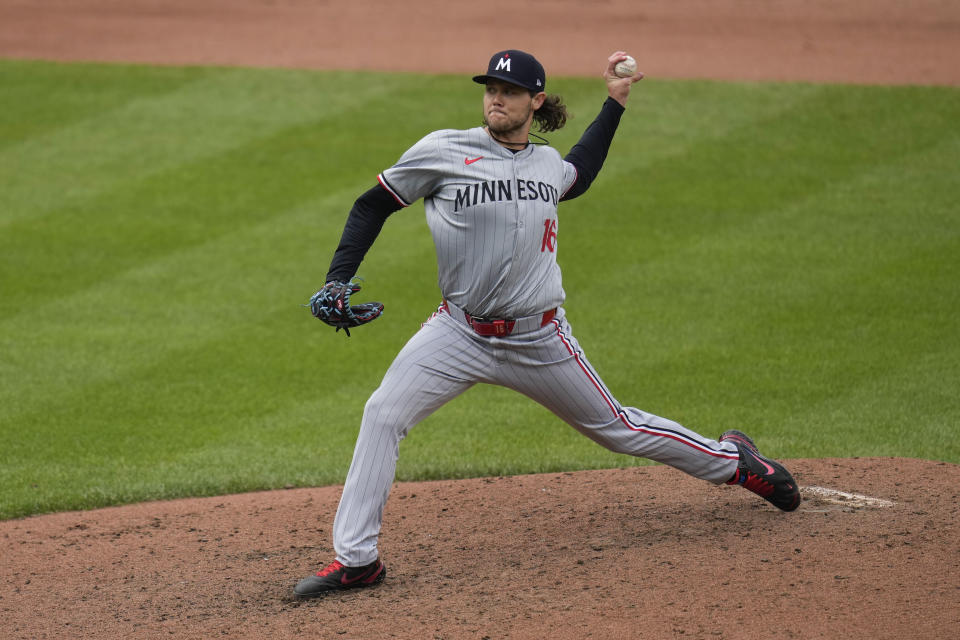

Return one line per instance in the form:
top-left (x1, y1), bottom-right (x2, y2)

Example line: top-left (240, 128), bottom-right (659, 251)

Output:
top-left (473, 50), bottom-right (546, 92)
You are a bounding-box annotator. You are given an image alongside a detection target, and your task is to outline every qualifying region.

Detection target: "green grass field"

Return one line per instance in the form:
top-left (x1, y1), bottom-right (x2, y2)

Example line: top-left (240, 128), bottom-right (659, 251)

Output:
top-left (1, 60), bottom-right (957, 520)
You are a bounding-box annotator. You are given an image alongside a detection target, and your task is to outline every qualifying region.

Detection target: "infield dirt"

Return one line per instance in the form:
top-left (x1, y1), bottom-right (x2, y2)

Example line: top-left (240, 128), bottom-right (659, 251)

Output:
top-left (2, 1), bottom-right (959, 638)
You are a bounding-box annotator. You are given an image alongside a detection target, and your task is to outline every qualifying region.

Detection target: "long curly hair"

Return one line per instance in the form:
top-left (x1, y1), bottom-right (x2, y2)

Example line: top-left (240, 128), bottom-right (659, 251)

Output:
top-left (533, 94), bottom-right (568, 132)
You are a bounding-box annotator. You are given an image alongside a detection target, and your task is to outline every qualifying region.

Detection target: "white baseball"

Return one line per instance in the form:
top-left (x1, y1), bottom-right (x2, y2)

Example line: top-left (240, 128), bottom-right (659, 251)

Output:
top-left (614, 55), bottom-right (637, 78)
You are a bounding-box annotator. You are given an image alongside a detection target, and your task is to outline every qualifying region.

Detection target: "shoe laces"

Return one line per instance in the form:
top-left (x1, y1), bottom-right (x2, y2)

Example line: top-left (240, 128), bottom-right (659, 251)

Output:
top-left (316, 560), bottom-right (345, 577)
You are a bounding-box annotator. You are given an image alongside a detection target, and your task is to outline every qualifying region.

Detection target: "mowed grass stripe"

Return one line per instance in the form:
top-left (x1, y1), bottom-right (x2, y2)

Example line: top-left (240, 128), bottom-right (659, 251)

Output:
top-left (0, 61), bottom-right (202, 149)
top-left (0, 63), bottom-right (416, 226)
top-left (632, 139), bottom-right (959, 460)
top-left (555, 84), bottom-right (958, 457)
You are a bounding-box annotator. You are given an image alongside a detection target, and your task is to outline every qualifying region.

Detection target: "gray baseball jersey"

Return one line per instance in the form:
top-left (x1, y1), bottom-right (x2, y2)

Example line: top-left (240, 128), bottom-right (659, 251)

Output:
top-left (378, 127), bottom-right (576, 319)
top-left (330, 125), bottom-right (742, 567)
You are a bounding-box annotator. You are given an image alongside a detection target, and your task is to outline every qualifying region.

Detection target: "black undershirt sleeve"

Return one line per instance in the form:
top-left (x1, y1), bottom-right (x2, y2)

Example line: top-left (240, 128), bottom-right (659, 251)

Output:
top-left (325, 184), bottom-right (403, 283)
top-left (560, 97), bottom-right (626, 201)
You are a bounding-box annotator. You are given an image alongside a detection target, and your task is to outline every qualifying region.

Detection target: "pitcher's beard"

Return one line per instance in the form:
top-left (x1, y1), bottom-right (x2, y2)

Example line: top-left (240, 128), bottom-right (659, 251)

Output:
top-left (485, 120), bottom-right (523, 137)
top-left (484, 106), bottom-right (534, 138)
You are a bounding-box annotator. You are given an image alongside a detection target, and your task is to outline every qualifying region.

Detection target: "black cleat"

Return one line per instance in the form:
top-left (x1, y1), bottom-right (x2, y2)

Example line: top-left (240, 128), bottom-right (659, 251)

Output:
top-left (720, 430), bottom-right (800, 512)
top-left (293, 558), bottom-right (386, 598)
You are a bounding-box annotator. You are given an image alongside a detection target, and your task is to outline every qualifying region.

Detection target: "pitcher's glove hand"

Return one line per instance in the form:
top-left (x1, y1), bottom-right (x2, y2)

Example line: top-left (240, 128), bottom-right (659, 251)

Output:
top-left (307, 279), bottom-right (384, 337)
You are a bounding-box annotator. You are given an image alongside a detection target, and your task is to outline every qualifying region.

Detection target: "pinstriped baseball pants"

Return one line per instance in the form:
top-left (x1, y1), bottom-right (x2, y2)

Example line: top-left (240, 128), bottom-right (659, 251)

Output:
top-left (333, 307), bottom-right (740, 566)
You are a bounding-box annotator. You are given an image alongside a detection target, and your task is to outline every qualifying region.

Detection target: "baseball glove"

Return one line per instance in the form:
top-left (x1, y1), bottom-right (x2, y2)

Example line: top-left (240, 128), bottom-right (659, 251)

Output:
top-left (307, 279), bottom-right (384, 337)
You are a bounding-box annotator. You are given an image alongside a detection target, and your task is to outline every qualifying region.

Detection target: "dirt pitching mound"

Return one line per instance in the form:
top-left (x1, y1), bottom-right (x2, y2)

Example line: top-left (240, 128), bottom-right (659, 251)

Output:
top-left (2, 459), bottom-right (959, 639)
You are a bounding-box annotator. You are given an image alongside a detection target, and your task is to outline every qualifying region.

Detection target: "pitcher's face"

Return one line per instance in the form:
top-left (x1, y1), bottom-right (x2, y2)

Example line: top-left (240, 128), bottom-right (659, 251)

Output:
top-left (483, 80), bottom-right (545, 137)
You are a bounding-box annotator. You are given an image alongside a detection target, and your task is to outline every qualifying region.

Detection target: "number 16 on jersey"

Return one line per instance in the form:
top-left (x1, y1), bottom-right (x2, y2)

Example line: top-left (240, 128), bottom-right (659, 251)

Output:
top-left (541, 218), bottom-right (557, 252)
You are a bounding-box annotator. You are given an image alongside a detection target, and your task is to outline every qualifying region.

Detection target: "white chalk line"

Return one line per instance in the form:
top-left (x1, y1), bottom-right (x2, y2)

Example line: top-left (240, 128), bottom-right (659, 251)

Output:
top-left (802, 486), bottom-right (895, 508)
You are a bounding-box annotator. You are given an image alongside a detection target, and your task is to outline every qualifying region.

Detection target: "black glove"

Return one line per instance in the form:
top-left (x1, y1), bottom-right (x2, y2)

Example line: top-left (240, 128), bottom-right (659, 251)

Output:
top-left (307, 279), bottom-right (384, 337)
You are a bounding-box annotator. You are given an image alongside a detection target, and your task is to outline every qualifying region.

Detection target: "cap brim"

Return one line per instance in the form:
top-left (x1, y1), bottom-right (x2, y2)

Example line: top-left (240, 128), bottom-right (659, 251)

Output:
top-left (472, 73), bottom-right (540, 91)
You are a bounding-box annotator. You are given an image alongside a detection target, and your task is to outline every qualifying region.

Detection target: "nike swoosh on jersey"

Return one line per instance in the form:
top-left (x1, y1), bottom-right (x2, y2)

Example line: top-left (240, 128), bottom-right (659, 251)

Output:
top-left (464, 156), bottom-right (484, 165)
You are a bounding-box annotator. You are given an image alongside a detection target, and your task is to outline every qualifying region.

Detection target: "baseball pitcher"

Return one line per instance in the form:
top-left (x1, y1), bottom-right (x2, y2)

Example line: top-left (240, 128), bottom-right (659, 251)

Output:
top-left (296, 50), bottom-right (800, 597)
